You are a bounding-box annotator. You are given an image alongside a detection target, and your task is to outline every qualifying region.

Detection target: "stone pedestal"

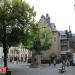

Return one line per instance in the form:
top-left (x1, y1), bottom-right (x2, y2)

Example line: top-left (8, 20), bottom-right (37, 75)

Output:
top-left (30, 53), bottom-right (41, 68)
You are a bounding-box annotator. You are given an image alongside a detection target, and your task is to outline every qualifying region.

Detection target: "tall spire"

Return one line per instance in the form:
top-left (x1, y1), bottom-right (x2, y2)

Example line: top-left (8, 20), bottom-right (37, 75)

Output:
top-left (69, 25), bottom-right (72, 38)
top-left (69, 25), bottom-right (71, 31)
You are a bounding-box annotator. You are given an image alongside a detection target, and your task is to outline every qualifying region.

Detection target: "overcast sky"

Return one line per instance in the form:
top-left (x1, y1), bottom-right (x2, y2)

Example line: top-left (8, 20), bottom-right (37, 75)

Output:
top-left (26, 0), bottom-right (75, 33)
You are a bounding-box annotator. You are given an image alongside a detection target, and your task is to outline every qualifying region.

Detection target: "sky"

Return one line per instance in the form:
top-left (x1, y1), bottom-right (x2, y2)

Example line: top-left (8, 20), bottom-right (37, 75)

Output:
top-left (26, 0), bottom-right (75, 33)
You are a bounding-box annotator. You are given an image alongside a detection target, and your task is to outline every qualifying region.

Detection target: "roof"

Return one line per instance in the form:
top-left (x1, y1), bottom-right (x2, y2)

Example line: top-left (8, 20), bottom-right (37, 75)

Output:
top-left (59, 31), bottom-right (66, 35)
top-left (39, 14), bottom-right (58, 32)
top-left (59, 31), bottom-right (67, 39)
top-left (50, 23), bottom-right (58, 31)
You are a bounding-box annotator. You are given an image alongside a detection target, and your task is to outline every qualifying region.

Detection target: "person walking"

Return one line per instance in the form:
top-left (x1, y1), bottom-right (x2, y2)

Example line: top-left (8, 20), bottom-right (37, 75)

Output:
top-left (49, 58), bottom-right (51, 66)
top-left (66, 59), bottom-right (70, 67)
top-left (53, 59), bottom-right (56, 67)
top-left (25, 54), bottom-right (27, 62)
top-left (62, 60), bottom-right (66, 70)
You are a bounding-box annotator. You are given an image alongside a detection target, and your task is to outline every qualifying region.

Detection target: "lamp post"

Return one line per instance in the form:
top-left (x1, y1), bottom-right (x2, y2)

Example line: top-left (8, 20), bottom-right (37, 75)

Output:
top-left (3, 25), bottom-right (11, 68)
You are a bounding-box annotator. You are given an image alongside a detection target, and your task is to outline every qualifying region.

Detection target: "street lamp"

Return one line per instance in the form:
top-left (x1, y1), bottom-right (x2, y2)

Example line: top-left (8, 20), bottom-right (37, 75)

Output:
top-left (6, 26), bottom-right (12, 34)
top-left (3, 25), bottom-right (12, 68)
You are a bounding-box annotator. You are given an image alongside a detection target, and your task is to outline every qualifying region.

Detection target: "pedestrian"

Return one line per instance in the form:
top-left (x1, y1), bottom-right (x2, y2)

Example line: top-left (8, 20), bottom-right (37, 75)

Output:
top-left (25, 54), bottom-right (27, 62)
top-left (62, 60), bottom-right (66, 70)
top-left (49, 58), bottom-right (51, 66)
top-left (10, 57), bottom-right (12, 62)
top-left (21, 57), bottom-right (23, 63)
top-left (66, 59), bottom-right (70, 67)
top-left (53, 60), bottom-right (56, 67)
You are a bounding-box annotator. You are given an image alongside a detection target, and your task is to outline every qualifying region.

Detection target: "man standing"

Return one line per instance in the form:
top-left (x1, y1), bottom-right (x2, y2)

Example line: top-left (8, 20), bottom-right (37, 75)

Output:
top-left (62, 60), bottom-right (66, 70)
top-left (53, 59), bottom-right (56, 67)
top-left (49, 58), bottom-right (51, 66)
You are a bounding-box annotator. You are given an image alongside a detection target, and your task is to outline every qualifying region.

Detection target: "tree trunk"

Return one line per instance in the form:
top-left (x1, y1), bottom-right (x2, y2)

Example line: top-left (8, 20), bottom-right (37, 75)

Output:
top-left (3, 25), bottom-right (8, 68)
top-left (3, 42), bottom-right (8, 68)
top-left (3, 32), bottom-right (8, 68)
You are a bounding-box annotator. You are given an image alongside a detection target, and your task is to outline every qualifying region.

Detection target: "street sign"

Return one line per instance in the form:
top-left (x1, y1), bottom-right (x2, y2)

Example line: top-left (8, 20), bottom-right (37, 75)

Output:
top-left (0, 68), bottom-right (6, 73)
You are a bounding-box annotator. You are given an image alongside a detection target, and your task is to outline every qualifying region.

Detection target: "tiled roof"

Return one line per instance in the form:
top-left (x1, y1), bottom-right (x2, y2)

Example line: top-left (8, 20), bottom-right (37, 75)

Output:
top-left (59, 31), bottom-right (66, 35)
top-left (59, 31), bottom-right (67, 39)
top-left (50, 23), bottom-right (58, 31)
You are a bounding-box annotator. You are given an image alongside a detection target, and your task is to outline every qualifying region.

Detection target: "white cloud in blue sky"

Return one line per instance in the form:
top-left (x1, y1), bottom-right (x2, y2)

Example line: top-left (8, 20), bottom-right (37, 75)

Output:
top-left (26, 0), bottom-right (75, 33)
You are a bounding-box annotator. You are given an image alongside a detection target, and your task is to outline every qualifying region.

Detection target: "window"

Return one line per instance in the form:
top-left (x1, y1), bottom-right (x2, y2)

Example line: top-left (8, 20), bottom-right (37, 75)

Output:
top-left (61, 35), bottom-right (66, 38)
top-left (54, 37), bottom-right (56, 42)
top-left (12, 50), bottom-right (13, 54)
top-left (61, 46), bottom-right (68, 51)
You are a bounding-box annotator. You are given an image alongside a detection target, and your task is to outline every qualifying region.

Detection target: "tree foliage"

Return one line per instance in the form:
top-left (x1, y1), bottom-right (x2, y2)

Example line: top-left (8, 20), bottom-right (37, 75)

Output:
top-left (0, 0), bottom-right (36, 47)
top-left (22, 22), bottom-right (40, 50)
top-left (25, 23), bottom-right (52, 51)
top-left (0, 0), bottom-right (51, 51)
top-left (39, 26), bottom-right (52, 50)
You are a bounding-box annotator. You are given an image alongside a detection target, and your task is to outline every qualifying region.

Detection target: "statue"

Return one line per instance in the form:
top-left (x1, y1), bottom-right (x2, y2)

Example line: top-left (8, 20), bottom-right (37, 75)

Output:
top-left (34, 39), bottom-right (41, 54)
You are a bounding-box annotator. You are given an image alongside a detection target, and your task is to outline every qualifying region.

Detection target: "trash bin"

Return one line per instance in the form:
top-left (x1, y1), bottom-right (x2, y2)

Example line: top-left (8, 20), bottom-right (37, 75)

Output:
top-left (6, 70), bottom-right (11, 75)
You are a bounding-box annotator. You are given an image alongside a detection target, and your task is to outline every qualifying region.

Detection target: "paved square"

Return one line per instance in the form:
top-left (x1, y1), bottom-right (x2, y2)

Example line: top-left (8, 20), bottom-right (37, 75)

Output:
top-left (0, 62), bottom-right (75, 75)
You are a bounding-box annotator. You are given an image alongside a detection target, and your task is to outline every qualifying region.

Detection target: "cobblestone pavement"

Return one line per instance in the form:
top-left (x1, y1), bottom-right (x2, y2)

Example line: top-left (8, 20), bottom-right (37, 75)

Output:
top-left (9, 63), bottom-right (75, 75)
top-left (0, 62), bottom-right (75, 75)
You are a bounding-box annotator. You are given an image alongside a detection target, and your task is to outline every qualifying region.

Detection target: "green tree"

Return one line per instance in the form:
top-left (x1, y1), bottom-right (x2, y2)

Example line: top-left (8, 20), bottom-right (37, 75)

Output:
top-left (0, 0), bottom-right (36, 68)
top-left (22, 22), bottom-right (40, 50)
top-left (28, 24), bottom-right (52, 67)
top-left (40, 26), bottom-right (52, 50)
top-left (24, 23), bottom-right (52, 52)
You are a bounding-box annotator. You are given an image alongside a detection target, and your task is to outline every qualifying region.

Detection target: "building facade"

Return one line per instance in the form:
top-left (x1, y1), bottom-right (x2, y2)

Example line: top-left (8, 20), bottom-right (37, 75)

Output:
top-left (39, 14), bottom-right (61, 60)
top-left (71, 34), bottom-right (75, 53)
top-left (8, 46), bottom-right (28, 62)
top-left (59, 31), bottom-right (69, 59)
